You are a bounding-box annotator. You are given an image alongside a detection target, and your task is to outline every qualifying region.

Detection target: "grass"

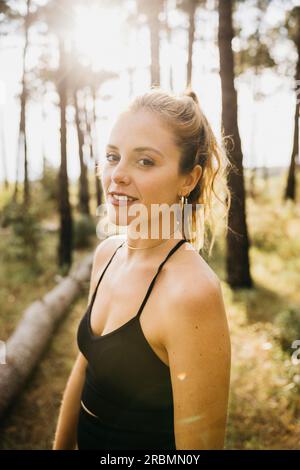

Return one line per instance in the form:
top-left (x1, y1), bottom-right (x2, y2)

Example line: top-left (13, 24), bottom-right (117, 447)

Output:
top-left (0, 172), bottom-right (300, 449)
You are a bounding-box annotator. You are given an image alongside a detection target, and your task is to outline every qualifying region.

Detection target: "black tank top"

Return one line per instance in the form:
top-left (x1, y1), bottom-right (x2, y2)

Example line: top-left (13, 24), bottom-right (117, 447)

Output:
top-left (77, 237), bottom-right (187, 444)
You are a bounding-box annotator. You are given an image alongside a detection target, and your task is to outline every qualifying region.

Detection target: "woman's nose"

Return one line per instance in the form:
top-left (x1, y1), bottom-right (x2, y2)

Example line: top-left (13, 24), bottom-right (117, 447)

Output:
top-left (111, 160), bottom-right (131, 184)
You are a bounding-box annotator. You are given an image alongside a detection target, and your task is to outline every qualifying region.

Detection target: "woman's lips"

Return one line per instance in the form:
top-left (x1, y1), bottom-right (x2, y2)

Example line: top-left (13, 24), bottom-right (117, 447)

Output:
top-left (107, 194), bottom-right (139, 207)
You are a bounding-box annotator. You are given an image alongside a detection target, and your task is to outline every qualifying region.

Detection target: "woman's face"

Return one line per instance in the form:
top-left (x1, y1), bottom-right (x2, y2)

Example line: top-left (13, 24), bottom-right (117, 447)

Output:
top-left (101, 109), bottom-right (191, 232)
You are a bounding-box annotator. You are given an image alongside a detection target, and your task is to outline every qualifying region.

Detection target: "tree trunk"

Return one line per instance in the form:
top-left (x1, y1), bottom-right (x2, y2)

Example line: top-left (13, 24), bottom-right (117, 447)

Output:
top-left (57, 40), bottom-right (73, 269)
top-left (218, 0), bottom-right (252, 288)
top-left (74, 90), bottom-right (90, 215)
top-left (284, 41), bottom-right (300, 200)
top-left (285, 101), bottom-right (299, 200)
top-left (186, 0), bottom-right (197, 88)
top-left (12, 152), bottom-right (19, 203)
top-left (149, 4), bottom-right (161, 86)
top-left (0, 115), bottom-right (8, 190)
top-left (19, 0), bottom-right (30, 207)
top-left (91, 87), bottom-right (102, 208)
top-left (0, 253), bottom-right (93, 420)
top-left (163, 0), bottom-right (174, 91)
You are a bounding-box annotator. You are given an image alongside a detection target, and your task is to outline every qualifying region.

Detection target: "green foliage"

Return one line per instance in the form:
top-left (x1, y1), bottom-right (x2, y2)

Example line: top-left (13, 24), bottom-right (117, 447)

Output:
top-left (275, 308), bottom-right (300, 351)
top-left (40, 161), bottom-right (58, 203)
top-left (0, 200), bottom-right (20, 228)
top-left (73, 214), bottom-right (96, 249)
top-left (3, 203), bottom-right (42, 273)
top-left (235, 41), bottom-right (276, 76)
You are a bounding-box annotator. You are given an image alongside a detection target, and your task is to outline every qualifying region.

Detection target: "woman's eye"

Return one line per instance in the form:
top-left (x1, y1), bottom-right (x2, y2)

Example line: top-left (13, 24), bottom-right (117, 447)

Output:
top-left (105, 153), bottom-right (118, 162)
top-left (138, 158), bottom-right (154, 166)
top-left (105, 153), bottom-right (154, 167)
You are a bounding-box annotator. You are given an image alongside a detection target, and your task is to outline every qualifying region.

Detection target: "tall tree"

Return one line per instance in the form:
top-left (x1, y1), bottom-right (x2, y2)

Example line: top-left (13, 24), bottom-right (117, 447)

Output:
top-left (67, 62), bottom-right (116, 213)
top-left (90, 86), bottom-right (103, 207)
top-left (35, 0), bottom-right (75, 268)
top-left (163, 0), bottom-right (175, 90)
top-left (136, 0), bottom-right (164, 86)
top-left (234, 0), bottom-right (275, 198)
top-left (73, 89), bottom-right (90, 215)
top-left (0, 3), bottom-right (13, 192)
top-left (19, 0), bottom-right (31, 206)
top-left (176, 0), bottom-right (204, 88)
top-left (1, 0), bottom-right (32, 203)
top-left (0, 114), bottom-right (8, 190)
top-left (218, 0), bottom-right (252, 288)
top-left (284, 6), bottom-right (300, 201)
top-left (57, 37), bottom-right (73, 269)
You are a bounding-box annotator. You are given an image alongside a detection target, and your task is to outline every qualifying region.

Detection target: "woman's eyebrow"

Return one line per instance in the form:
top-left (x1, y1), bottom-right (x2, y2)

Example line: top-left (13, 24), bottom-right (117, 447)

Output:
top-left (106, 144), bottom-right (165, 158)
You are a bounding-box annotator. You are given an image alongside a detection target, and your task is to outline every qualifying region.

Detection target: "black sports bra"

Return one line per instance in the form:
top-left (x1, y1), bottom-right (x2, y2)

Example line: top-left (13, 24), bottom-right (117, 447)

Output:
top-left (77, 237), bottom-right (187, 438)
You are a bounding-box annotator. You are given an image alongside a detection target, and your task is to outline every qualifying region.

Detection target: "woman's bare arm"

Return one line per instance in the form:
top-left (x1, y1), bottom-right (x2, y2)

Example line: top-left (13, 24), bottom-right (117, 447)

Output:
top-left (165, 276), bottom-right (231, 450)
top-left (52, 351), bottom-right (88, 450)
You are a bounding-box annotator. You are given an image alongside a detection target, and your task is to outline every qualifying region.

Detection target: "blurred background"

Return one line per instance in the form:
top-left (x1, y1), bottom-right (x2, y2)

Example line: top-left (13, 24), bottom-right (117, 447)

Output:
top-left (0, 0), bottom-right (299, 450)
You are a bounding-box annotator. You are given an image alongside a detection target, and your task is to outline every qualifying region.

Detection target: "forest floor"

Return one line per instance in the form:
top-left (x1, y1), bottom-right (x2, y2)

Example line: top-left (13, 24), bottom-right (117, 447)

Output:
top-left (0, 174), bottom-right (300, 449)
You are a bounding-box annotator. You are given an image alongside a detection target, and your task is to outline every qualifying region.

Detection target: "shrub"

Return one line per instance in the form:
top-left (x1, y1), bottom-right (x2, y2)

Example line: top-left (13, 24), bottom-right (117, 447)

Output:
top-left (73, 214), bottom-right (96, 249)
top-left (41, 161), bottom-right (58, 203)
top-left (0, 200), bottom-right (20, 228)
top-left (4, 203), bottom-right (42, 273)
top-left (275, 308), bottom-right (300, 351)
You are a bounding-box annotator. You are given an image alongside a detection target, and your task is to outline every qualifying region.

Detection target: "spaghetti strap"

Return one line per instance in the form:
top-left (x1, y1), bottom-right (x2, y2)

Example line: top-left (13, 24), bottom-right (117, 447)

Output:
top-left (136, 238), bottom-right (187, 318)
top-left (89, 240), bottom-right (125, 308)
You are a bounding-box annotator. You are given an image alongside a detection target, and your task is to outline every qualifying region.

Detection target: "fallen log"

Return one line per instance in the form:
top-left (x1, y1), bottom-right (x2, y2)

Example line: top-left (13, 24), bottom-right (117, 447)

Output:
top-left (0, 253), bottom-right (94, 420)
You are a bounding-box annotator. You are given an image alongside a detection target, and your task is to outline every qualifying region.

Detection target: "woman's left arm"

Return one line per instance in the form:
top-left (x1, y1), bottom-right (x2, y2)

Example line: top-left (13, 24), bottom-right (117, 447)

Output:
top-left (165, 278), bottom-right (231, 450)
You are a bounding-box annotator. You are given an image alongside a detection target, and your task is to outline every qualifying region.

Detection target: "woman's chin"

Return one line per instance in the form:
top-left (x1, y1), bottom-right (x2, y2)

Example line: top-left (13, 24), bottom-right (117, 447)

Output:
top-left (107, 212), bottom-right (132, 227)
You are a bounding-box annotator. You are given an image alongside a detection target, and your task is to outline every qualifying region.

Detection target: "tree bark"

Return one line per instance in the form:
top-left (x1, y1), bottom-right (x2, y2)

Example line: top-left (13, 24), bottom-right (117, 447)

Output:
top-left (0, 114), bottom-right (8, 190)
top-left (186, 0), bottom-right (197, 88)
top-left (218, 0), bottom-right (252, 288)
top-left (163, 0), bottom-right (174, 91)
top-left (74, 90), bottom-right (90, 215)
top-left (91, 87), bottom-right (102, 208)
top-left (18, 0), bottom-right (31, 206)
top-left (284, 38), bottom-right (300, 200)
top-left (57, 39), bottom-right (73, 269)
top-left (149, 1), bottom-right (162, 86)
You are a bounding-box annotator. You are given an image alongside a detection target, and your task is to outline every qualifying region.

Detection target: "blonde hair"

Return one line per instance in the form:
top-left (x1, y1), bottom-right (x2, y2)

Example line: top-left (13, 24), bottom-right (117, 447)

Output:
top-left (118, 86), bottom-right (232, 255)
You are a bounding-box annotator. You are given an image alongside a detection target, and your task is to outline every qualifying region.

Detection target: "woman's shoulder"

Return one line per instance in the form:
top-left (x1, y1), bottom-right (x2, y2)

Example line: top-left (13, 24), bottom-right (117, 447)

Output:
top-left (162, 242), bottom-right (229, 349)
top-left (93, 234), bottom-right (126, 263)
top-left (166, 240), bottom-right (221, 296)
top-left (90, 235), bottom-right (125, 286)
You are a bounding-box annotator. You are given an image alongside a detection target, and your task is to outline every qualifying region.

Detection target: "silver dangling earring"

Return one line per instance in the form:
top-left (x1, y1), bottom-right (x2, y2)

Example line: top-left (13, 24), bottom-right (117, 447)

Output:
top-left (179, 194), bottom-right (183, 211)
top-left (178, 192), bottom-right (190, 238)
top-left (179, 193), bottom-right (190, 210)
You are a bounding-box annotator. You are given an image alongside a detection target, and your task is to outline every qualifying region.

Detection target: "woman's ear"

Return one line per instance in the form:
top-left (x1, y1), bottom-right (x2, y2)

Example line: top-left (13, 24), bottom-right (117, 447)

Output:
top-left (182, 165), bottom-right (202, 195)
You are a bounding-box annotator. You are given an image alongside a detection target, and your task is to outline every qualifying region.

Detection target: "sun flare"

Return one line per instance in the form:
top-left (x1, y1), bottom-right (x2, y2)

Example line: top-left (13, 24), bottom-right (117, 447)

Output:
top-left (74, 5), bottom-right (129, 71)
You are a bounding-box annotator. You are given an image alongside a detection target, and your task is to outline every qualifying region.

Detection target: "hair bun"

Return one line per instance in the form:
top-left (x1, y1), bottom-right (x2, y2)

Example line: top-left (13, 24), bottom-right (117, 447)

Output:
top-left (183, 89), bottom-right (199, 105)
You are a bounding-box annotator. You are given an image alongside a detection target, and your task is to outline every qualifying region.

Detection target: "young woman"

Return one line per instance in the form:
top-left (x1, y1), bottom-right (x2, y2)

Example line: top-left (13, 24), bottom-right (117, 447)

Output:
top-left (53, 88), bottom-right (232, 450)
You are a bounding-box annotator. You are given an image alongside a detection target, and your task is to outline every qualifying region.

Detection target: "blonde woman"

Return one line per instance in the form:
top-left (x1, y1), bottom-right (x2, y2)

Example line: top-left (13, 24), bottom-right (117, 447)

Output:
top-left (53, 88), bottom-right (231, 450)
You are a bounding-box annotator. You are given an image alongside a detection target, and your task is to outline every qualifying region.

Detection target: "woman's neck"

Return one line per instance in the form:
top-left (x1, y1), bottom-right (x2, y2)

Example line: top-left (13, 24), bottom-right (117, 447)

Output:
top-left (123, 224), bottom-right (184, 262)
